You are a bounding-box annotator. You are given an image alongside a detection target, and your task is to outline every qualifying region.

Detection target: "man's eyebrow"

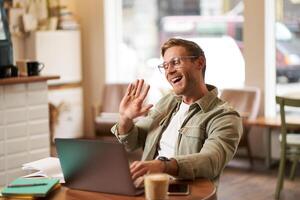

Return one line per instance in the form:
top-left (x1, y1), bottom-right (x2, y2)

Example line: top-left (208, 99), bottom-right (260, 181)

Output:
top-left (163, 57), bottom-right (177, 62)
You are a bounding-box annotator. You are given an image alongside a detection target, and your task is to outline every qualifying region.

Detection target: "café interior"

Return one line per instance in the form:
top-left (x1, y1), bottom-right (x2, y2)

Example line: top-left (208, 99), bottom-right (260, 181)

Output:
top-left (1, 0), bottom-right (300, 199)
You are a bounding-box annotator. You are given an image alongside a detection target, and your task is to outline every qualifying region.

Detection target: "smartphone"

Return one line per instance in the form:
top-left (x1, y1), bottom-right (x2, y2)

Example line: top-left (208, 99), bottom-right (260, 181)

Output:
top-left (168, 183), bottom-right (189, 195)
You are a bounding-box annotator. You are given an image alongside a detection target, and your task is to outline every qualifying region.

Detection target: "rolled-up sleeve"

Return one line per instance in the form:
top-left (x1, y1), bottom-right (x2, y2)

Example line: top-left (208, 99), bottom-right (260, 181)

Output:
top-left (111, 111), bottom-right (158, 152)
top-left (111, 124), bottom-right (142, 151)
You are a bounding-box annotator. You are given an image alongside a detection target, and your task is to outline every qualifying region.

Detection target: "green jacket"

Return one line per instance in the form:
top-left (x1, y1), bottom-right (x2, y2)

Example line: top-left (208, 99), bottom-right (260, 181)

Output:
top-left (111, 85), bottom-right (243, 184)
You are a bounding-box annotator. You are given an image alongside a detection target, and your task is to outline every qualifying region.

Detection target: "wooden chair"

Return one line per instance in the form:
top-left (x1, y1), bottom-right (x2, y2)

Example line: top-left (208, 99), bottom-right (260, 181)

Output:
top-left (275, 96), bottom-right (300, 199)
top-left (92, 83), bottom-right (129, 136)
top-left (220, 87), bottom-right (261, 167)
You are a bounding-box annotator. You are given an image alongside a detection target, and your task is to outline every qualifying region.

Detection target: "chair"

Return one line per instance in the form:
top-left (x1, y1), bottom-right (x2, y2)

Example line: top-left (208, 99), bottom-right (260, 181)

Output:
top-left (220, 87), bottom-right (261, 167)
top-left (92, 83), bottom-right (129, 136)
top-left (275, 96), bottom-right (300, 199)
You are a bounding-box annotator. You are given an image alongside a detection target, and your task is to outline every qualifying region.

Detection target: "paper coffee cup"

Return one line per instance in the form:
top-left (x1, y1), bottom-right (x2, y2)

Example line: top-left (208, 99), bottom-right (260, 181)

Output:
top-left (16, 60), bottom-right (28, 77)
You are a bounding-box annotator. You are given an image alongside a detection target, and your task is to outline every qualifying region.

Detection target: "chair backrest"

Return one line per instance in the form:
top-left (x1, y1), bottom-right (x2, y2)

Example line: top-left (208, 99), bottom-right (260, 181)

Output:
top-left (220, 87), bottom-right (261, 120)
top-left (101, 83), bottom-right (129, 113)
top-left (276, 96), bottom-right (300, 133)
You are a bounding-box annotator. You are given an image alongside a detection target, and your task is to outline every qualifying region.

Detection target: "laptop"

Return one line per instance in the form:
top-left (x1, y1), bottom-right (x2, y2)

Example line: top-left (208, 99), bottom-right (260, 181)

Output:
top-left (55, 138), bottom-right (144, 196)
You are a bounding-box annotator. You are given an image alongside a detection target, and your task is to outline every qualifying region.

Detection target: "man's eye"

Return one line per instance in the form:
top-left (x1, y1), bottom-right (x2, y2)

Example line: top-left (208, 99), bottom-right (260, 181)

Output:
top-left (172, 59), bottom-right (180, 65)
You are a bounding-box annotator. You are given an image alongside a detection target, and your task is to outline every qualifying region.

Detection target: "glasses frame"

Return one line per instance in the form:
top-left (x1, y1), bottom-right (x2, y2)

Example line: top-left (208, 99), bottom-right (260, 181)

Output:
top-left (157, 56), bottom-right (199, 73)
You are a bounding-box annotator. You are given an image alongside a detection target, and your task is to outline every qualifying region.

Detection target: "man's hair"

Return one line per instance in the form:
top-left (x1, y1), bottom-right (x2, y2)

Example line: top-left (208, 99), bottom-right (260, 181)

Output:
top-left (161, 38), bottom-right (206, 78)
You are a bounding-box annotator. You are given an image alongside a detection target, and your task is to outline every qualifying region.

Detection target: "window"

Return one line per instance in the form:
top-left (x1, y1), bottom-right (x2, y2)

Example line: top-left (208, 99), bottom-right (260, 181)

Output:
top-left (105, 0), bottom-right (245, 103)
top-left (275, 0), bottom-right (300, 113)
top-left (0, 2), bottom-right (7, 40)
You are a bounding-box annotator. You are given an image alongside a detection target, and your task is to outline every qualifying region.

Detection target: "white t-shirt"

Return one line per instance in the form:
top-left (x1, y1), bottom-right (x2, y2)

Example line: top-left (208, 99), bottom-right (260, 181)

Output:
top-left (157, 102), bottom-right (190, 158)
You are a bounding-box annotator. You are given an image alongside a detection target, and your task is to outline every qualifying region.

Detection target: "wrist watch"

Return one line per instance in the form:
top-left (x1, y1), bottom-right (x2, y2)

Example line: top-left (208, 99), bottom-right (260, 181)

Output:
top-left (157, 156), bottom-right (171, 173)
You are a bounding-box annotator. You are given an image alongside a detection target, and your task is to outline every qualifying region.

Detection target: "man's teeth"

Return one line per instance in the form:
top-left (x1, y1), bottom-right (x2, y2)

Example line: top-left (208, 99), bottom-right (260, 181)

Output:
top-left (171, 77), bottom-right (182, 83)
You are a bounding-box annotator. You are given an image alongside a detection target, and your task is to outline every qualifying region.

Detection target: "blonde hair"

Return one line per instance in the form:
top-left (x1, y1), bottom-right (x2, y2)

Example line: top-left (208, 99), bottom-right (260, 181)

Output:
top-left (161, 38), bottom-right (206, 78)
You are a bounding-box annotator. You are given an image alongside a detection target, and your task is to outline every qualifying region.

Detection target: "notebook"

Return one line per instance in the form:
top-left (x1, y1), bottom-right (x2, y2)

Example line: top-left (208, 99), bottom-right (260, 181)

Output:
top-left (55, 138), bottom-right (144, 196)
top-left (1, 177), bottom-right (60, 198)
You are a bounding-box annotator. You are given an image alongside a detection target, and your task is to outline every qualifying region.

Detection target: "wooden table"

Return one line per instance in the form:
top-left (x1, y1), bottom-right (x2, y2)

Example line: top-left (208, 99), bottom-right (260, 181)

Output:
top-left (47, 179), bottom-right (217, 200)
top-left (246, 116), bottom-right (300, 168)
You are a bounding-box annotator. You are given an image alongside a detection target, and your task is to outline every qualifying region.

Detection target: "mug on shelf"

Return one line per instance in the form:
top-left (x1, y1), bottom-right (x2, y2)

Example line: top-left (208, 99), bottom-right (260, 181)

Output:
top-left (17, 60), bottom-right (45, 76)
top-left (0, 65), bottom-right (18, 78)
top-left (27, 61), bottom-right (45, 76)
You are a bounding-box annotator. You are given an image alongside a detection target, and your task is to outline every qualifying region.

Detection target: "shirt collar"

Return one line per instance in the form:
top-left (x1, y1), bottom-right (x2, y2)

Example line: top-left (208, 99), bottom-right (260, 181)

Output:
top-left (174, 84), bottom-right (219, 113)
top-left (195, 84), bottom-right (218, 112)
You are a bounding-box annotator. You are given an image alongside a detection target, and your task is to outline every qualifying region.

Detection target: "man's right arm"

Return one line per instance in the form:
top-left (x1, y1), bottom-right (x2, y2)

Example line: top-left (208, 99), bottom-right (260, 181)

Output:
top-left (111, 115), bottom-right (151, 152)
top-left (117, 116), bottom-right (134, 135)
top-left (111, 79), bottom-right (153, 150)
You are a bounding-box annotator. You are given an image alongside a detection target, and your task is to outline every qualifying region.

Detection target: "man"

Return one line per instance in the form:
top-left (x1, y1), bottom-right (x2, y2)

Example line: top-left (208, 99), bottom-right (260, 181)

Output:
top-left (111, 38), bottom-right (243, 185)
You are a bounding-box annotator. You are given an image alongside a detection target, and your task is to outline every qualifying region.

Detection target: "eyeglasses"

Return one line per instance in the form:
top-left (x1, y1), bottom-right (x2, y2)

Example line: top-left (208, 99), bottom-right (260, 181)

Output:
top-left (157, 56), bottom-right (198, 73)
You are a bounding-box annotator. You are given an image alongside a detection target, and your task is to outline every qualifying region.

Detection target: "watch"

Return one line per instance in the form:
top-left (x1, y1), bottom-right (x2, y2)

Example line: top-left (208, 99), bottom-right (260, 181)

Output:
top-left (157, 156), bottom-right (171, 173)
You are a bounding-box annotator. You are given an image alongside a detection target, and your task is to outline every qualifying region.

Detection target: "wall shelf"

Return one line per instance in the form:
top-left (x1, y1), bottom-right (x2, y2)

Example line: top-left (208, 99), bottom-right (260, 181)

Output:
top-left (0, 75), bottom-right (60, 85)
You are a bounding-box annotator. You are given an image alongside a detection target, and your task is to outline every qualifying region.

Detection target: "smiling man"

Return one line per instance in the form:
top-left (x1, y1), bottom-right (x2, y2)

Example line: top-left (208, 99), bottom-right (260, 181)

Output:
top-left (111, 38), bottom-right (243, 185)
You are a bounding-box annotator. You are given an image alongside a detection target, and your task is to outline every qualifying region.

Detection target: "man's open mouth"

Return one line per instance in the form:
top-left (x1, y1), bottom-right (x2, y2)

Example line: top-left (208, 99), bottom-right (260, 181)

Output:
top-left (171, 76), bottom-right (182, 84)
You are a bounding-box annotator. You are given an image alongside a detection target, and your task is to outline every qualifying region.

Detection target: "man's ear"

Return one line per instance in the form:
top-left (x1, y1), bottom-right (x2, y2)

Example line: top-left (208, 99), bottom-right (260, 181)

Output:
top-left (195, 57), bottom-right (205, 70)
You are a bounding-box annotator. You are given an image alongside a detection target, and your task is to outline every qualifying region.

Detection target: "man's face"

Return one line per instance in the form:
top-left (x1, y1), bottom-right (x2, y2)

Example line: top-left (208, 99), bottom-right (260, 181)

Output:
top-left (163, 46), bottom-right (201, 96)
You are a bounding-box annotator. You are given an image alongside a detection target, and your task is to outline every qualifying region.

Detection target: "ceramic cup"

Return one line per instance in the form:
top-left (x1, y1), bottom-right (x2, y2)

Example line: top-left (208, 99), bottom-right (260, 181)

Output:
top-left (0, 65), bottom-right (18, 78)
top-left (26, 61), bottom-right (45, 76)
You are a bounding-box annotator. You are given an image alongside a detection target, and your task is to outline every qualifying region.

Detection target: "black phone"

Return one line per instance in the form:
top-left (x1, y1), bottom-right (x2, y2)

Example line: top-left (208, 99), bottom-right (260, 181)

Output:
top-left (168, 183), bottom-right (189, 195)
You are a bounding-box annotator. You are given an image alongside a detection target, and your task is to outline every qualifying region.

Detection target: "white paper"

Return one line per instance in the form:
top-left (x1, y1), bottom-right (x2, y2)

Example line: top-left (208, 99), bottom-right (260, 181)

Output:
top-left (22, 157), bottom-right (65, 183)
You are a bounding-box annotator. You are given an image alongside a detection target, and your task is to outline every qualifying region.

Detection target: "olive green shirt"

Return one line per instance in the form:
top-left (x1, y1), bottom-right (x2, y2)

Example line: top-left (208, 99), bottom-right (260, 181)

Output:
top-left (111, 85), bottom-right (243, 184)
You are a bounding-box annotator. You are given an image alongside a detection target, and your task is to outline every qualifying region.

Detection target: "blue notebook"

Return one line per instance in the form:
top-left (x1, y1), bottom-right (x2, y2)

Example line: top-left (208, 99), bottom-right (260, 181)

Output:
top-left (1, 177), bottom-right (60, 198)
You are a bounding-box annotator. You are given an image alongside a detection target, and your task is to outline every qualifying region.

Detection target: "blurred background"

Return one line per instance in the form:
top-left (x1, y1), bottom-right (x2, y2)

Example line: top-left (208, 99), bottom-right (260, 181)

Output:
top-left (2, 0), bottom-right (299, 155)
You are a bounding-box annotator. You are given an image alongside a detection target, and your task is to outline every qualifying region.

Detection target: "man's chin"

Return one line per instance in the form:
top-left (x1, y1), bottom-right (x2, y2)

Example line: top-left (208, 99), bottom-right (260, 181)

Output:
top-left (172, 88), bottom-right (184, 96)
top-left (169, 82), bottom-right (185, 95)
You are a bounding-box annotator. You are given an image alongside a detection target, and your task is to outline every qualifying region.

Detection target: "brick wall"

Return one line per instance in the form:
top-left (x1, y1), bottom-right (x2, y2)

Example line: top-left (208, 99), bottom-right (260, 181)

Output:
top-left (0, 82), bottom-right (50, 186)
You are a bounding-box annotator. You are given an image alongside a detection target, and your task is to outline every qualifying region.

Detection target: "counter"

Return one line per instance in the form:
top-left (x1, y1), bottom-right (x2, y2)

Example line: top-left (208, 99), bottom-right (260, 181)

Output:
top-left (0, 76), bottom-right (59, 186)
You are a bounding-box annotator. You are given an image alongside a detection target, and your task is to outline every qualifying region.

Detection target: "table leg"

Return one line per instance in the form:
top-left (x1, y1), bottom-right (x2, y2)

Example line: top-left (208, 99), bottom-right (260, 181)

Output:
top-left (264, 127), bottom-right (272, 168)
